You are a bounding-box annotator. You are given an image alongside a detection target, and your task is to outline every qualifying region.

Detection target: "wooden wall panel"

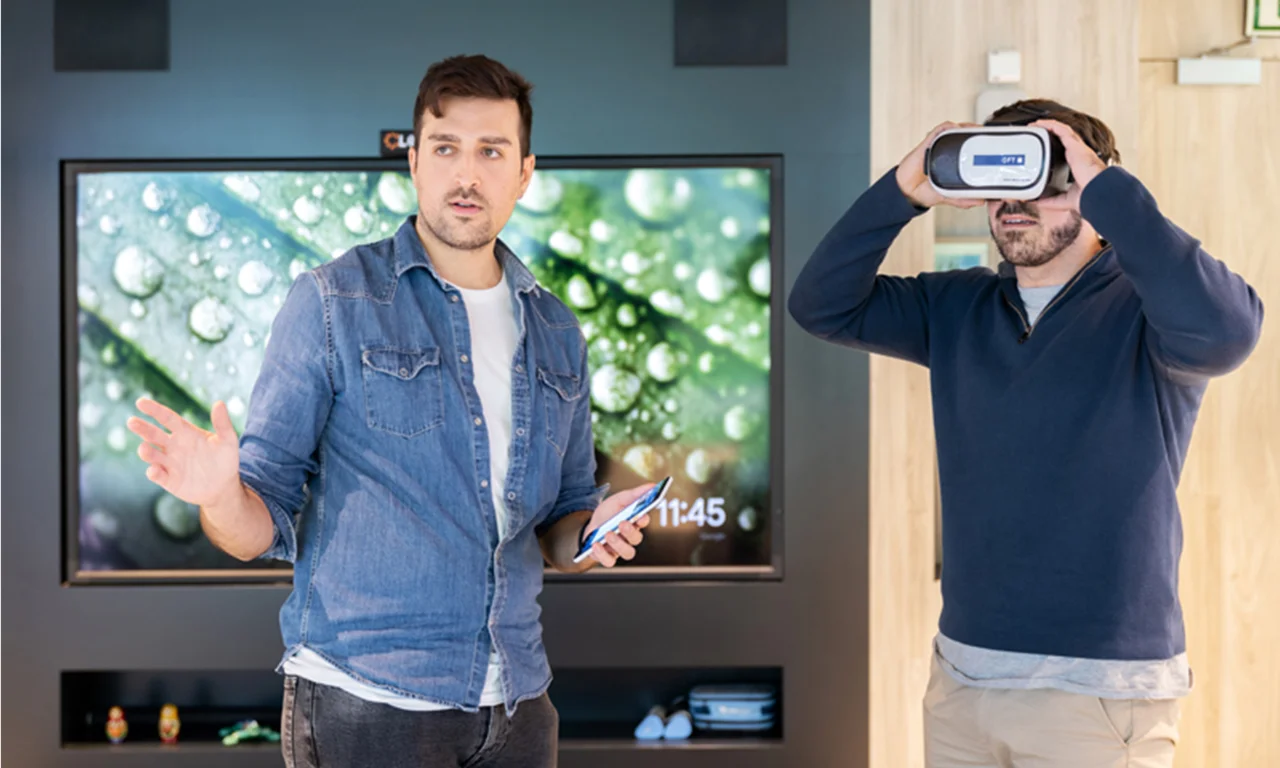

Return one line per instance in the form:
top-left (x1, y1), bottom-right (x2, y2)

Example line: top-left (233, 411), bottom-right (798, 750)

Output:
top-left (1141, 0), bottom-right (1280, 60)
top-left (1138, 59), bottom-right (1280, 768)
top-left (869, 2), bottom-right (1278, 764)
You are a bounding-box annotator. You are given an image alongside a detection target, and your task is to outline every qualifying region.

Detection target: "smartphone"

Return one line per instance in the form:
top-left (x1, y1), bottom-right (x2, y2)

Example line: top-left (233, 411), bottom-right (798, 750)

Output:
top-left (572, 476), bottom-right (672, 564)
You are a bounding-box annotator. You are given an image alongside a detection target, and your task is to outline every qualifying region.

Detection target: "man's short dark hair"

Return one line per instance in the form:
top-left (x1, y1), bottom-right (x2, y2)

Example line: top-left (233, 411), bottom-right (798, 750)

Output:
top-left (413, 54), bottom-right (534, 157)
top-left (985, 99), bottom-right (1121, 166)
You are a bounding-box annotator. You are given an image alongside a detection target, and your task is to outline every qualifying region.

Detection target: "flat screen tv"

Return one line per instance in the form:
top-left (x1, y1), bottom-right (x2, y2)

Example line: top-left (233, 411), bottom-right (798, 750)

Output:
top-left (62, 156), bottom-right (783, 583)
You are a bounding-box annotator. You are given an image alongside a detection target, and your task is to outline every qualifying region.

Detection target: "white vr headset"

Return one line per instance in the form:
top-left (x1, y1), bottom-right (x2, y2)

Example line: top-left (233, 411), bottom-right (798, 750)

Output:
top-left (925, 126), bottom-right (1072, 201)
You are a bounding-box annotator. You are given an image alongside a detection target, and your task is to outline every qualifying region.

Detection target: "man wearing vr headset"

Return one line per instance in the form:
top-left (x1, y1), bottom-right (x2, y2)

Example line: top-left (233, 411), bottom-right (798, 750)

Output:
top-left (789, 100), bottom-right (1264, 767)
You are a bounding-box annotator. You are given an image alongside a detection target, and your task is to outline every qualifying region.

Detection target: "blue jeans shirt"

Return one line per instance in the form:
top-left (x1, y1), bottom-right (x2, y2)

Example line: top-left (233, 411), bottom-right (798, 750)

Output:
top-left (238, 218), bottom-right (605, 712)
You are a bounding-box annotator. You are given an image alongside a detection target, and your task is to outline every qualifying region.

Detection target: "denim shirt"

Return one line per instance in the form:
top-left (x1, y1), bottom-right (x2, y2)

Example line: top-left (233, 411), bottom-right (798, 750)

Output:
top-left (238, 218), bottom-right (605, 712)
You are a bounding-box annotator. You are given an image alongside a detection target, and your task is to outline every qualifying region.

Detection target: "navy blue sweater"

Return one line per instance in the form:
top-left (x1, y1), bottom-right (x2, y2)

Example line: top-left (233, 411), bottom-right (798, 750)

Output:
top-left (789, 167), bottom-right (1263, 660)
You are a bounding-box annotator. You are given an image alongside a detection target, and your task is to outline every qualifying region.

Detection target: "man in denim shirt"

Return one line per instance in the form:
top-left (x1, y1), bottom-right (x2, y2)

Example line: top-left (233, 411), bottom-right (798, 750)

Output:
top-left (126, 55), bottom-right (652, 767)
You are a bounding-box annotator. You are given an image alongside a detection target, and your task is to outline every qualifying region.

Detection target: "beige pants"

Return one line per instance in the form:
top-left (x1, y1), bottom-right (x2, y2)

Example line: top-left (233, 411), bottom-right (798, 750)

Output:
top-left (924, 653), bottom-right (1181, 768)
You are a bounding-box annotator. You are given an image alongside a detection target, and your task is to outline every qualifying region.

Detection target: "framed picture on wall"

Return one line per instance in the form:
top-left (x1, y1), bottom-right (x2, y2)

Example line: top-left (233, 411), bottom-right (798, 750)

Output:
top-left (933, 237), bottom-right (992, 272)
top-left (1246, 0), bottom-right (1280, 36)
top-left (62, 155), bottom-right (784, 584)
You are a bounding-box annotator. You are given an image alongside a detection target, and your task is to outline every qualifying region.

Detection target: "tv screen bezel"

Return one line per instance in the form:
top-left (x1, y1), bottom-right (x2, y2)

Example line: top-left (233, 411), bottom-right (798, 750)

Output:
top-left (61, 154), bottom-right (785, 585)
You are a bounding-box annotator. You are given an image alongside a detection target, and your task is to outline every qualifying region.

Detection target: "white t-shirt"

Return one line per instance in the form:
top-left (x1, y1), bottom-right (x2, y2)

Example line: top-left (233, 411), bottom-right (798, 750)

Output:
top-left (283, 272), bottom-right (521, 711)
top-left (459, 272), bottom-right (521, 543)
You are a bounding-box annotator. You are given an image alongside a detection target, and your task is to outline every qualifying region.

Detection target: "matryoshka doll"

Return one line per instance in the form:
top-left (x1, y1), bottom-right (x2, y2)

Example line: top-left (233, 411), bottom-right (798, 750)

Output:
top-left (105, 706), bottom-right (128, 744)
top-left (158, 703), bottom-right (181, 744)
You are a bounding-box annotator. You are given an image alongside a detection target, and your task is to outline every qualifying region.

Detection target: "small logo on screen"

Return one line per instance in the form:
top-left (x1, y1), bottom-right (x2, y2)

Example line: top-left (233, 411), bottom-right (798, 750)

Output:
top-left (380, 130), bottom-right (415, 158)
top-left (974, 154), bottom-right (1025, 166)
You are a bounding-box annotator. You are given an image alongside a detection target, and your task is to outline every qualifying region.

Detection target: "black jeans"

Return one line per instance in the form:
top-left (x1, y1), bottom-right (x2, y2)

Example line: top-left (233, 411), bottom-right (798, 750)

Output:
top-left (281, 675), bottom-right (559, 768)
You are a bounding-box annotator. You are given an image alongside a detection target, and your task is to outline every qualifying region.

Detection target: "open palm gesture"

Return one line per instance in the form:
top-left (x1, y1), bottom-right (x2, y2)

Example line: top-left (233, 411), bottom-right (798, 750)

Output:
top-left (126, 398), bottom-right (242, 508)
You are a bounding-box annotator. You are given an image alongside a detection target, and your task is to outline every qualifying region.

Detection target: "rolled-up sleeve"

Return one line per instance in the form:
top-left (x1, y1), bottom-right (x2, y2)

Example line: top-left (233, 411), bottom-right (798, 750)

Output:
top-left (238, 272), bottom-right (334, 562)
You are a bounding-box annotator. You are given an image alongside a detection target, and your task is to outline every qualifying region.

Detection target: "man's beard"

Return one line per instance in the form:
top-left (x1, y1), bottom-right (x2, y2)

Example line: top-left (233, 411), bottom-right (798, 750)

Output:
top-left (421, 189), bottom-right (494, 251)
top-left (991, 201), bottom-right (1083, 267)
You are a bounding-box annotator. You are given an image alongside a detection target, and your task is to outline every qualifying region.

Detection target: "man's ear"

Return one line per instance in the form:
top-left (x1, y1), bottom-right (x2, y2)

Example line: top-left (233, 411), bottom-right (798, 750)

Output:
top-left (519, 153), bottom-right (537, 196)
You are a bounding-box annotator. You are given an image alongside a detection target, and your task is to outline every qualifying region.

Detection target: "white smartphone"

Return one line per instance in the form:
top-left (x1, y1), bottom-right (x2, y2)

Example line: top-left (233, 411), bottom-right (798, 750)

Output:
top-left (571, 476), bottom-right (672, 564)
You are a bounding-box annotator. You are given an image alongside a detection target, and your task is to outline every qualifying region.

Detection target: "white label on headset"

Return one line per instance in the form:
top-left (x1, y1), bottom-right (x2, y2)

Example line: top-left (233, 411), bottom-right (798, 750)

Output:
top-left (958, 134), bottom-right (1046, 189)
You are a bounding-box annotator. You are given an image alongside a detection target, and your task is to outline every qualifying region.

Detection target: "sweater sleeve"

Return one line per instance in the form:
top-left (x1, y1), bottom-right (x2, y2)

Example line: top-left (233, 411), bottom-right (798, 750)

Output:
top-left (787, 168), bottom-right (934, 367)
top-left (1080, 166), bottom-right (1264, 380)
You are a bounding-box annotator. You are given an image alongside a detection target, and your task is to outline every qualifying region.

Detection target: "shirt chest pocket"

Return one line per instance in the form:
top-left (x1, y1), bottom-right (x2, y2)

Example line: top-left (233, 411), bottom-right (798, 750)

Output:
top-left (361, 347), bottom-right (445, 438)
top-left (537, 367), bottom-right (583, 457)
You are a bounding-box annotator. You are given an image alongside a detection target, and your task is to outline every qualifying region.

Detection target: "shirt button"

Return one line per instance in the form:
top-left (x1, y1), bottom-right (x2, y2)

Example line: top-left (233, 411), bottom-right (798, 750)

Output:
top-left (474, 417), bottom-right (483, 426)
top-left (515, 364), bottom-right (524, 373)
top-left (451, 295), bottom-right (459, 303)
top-left (516, 428), bottom-right (525, 436)
top-left (481, 480), bottom-right (489, 488)
top-left (399, 368), bottom-right (408, 377)
top-left (460, 354), bottom-right (469, 363)
top-left (507, 492), bottom-right (515, 501)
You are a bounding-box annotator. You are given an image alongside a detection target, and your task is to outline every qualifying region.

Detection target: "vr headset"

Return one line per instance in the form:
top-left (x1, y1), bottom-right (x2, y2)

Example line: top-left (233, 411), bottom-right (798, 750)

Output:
top-left (925, 125), bottom-right (1071, 201)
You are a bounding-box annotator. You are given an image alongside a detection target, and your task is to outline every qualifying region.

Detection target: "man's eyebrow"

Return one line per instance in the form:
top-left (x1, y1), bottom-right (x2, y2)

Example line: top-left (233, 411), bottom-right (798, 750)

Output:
top-left (425, 134), bottom-right (513, 146)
